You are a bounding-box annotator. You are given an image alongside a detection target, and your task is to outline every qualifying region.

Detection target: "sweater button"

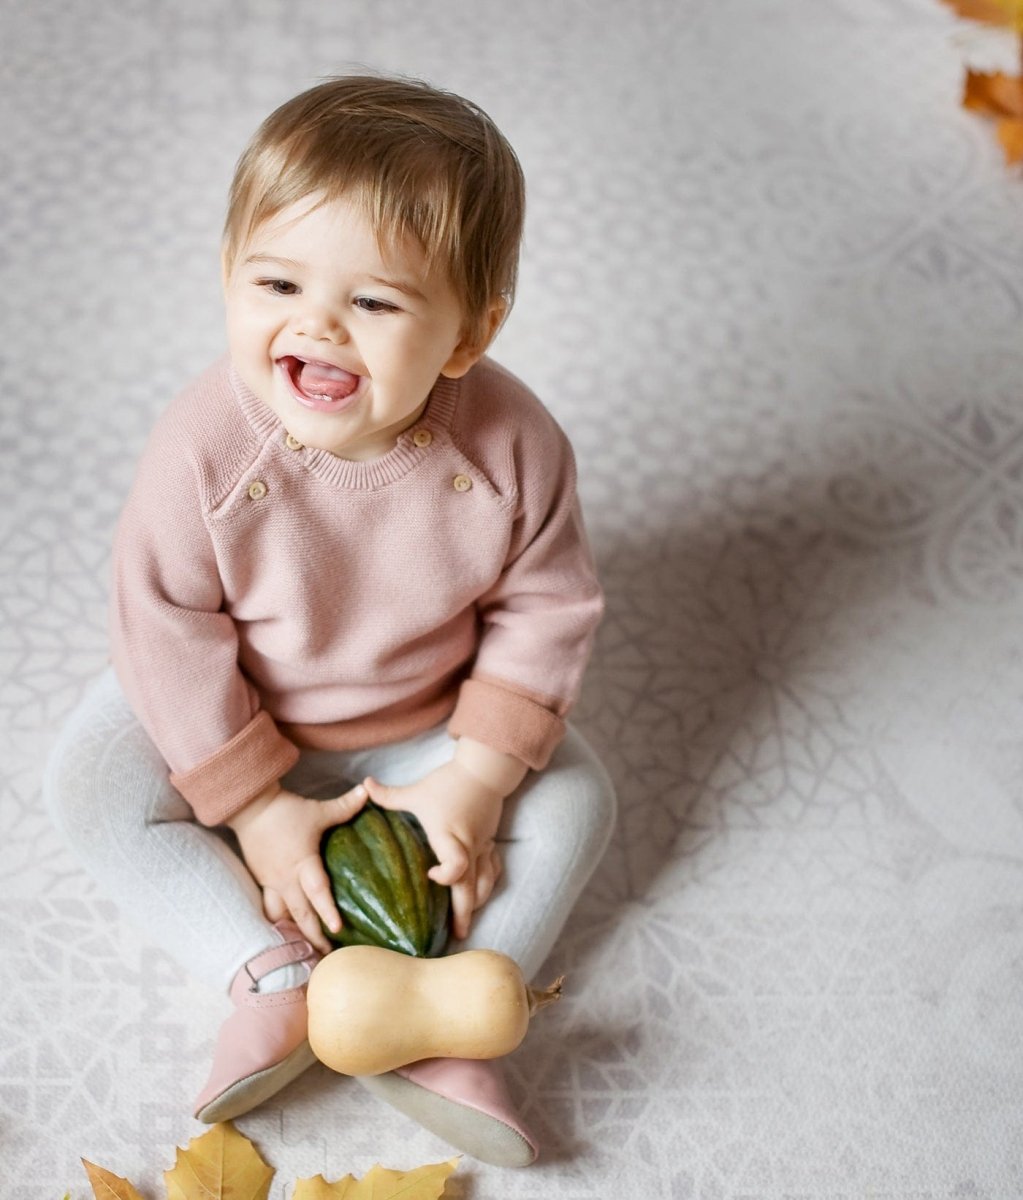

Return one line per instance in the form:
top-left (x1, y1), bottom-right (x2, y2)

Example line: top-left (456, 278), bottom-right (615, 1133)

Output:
top-left (285, 433), bottom-right (303, 451)
top-left (248, 480), bottom-right (268, 500)
top-left (413, 428), bottom-right (433, 448)
top-left (452, 473), bottom-right (472, 492)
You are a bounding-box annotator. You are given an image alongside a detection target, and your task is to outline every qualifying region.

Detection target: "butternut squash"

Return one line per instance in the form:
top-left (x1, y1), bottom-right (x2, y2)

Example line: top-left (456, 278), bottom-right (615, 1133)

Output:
top-left (306, 945), bottom-right (563, 1076)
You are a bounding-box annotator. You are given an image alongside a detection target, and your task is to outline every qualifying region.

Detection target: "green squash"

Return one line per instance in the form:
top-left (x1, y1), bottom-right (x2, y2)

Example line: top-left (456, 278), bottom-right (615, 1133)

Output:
top-left (320, 801), bottom-right (450, 957)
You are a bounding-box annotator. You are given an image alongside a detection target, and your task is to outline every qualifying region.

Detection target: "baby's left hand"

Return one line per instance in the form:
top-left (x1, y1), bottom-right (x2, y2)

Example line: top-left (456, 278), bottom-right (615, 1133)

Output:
top-left (362, 762), bottom-right (505, 940)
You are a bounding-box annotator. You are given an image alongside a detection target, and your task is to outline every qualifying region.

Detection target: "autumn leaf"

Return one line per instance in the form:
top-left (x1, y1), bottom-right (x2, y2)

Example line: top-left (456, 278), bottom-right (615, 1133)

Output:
top-left (964, 68), bottom-right (1023, 115)
top-left (941, 0), bottom-right (1023, 31)
top-left (81, 1160), bottom-right (145, 1200)
top-left (962, 70), bottom-right (1023, 159)
top-left (996, 114), bottom-right (1023, 158)
top-left (163, 1123), bottom-right (274, 1200)
top-left (78, 1124), bottom-right (455, 1200)
top-left (291, 1158), bottom-right (460, 1200)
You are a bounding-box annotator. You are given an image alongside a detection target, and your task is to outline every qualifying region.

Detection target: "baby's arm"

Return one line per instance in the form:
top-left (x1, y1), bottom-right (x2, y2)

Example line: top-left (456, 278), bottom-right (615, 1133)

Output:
top-left (363, 737), bottom-right (528, 940)
top-left (364, 374), bottom-right (604, 939)
top-left (226, 781), bottom-right (369, 953)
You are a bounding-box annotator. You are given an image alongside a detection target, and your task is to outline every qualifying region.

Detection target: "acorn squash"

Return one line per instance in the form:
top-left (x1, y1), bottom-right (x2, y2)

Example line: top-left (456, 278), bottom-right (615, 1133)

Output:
top-left (320, 801), bottom-right (450, 957)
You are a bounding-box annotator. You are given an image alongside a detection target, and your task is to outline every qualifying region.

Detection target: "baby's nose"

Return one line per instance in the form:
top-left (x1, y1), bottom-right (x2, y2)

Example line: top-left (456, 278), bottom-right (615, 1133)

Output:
top-left (294, 305), bottom-right (348, 342)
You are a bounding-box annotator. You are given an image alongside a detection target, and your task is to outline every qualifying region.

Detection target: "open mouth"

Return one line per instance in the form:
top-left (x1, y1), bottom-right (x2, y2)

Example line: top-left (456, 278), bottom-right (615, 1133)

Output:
top-left (279, 355), bottom-right (361, 412)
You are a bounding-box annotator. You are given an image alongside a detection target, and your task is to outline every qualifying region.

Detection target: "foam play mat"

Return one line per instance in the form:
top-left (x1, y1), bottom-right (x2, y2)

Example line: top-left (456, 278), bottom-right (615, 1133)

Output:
top-left (4, 0), bottom-right (1023, 1194)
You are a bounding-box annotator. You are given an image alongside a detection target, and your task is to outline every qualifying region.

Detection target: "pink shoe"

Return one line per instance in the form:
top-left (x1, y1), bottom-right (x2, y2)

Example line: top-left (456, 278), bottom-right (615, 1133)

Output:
top-left (193, 922), bottom-right (321, 1123)
top-left (358, 1057), bottom-right (538, 1167)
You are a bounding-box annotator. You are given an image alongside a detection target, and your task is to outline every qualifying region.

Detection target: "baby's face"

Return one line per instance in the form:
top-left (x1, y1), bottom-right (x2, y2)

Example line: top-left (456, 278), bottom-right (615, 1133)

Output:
top-left (223, 193), bottom-right (478, 460)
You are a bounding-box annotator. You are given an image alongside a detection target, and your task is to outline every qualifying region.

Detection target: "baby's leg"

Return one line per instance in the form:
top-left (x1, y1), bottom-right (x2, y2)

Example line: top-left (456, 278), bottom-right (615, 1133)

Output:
top-left (454, 725), bottom-right (617, 980)
top-left (43, 666), bottom-right (278, 992)
top-left (45, 668), bottom-right (321, 1122)
top-left (346, 723), bottom-right (616, 1165)
top-left (328, 723), bottom-right (617, 979)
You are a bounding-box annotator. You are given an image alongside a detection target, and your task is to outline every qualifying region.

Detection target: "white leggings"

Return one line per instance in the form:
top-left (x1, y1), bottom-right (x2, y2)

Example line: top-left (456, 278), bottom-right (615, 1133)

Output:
top-left (44, 668), bottom-right (616, 991)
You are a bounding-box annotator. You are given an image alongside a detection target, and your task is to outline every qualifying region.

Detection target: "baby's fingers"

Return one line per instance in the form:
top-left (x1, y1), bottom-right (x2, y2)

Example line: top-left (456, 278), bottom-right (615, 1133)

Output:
top-left (262, 887), bottom-right (287, 924)
top-left (473, 845), bottom-right (502, 910)
top-left (279, 888), bottom-right (323, 955)
top-left (327, 782), bottom-right (367, 826)
top-left (361, 776), bottom-right (397, 810)
top-left (296, 856), bottom-right (341, 952)
top-left (449, 872), bottom-right (478, 941)
top-left (426, 830), bottom-right (470, 887)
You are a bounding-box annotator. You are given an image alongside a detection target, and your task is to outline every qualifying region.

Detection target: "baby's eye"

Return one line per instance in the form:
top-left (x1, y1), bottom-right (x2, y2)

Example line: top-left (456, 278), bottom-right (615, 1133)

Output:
top-left (258, 278), bottom-right (298, 296)
top-left (355, 296), bottom-right (399, 314)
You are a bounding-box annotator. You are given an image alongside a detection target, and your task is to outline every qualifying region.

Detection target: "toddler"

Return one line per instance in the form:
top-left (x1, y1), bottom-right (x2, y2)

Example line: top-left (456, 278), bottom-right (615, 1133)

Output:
top-left (44, 74), bottom-right (616, 1168)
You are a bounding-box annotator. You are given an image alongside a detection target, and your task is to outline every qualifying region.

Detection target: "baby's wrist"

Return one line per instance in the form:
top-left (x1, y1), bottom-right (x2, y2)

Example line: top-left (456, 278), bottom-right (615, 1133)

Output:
top-left (452, 737), bottom-right (528, 799)
top-left (224, 779), bottom-right (281, 833)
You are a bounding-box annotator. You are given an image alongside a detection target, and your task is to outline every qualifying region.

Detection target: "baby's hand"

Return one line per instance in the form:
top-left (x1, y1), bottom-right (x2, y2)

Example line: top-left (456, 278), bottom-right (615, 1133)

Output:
top-left (227, 782), bottom-right (368, 953)
top-left (363, 762), bottom-right (505, 941)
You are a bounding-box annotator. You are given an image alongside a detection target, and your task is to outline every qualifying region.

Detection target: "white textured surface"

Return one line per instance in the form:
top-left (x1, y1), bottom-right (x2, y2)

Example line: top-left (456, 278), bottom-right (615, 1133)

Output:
top-left (4, 0), bottom-right (1023, 1195)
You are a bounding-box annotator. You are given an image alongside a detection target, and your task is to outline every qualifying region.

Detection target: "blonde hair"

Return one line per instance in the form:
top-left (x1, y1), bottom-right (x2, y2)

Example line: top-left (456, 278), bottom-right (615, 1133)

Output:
top-left (223, 74), bottom-right (526, 347)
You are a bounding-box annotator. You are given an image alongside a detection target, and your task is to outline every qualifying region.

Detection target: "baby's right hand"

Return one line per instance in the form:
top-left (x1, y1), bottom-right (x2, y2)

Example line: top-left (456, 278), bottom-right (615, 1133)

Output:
top-left (226, 781), bottom-right (367, 953)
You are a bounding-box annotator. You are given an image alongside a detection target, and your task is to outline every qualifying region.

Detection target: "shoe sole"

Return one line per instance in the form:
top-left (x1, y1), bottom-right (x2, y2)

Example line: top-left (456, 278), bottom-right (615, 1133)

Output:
top-left (358, 1071), bottom-right (537, 1168)
top-left (195, 1039), bottom-right (318, 1124)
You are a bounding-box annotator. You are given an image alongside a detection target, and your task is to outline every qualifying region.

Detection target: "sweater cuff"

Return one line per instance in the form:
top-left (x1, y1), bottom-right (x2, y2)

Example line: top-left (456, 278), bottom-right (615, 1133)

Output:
top-left (447, 678), bottom-right (566, 770)
top-left (170, 711), bottom-right (301, 826)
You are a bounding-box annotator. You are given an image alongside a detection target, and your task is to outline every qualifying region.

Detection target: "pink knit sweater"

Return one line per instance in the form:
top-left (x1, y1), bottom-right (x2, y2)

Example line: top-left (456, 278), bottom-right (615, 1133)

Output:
top-left (110, 356), bottom-right (603, 826)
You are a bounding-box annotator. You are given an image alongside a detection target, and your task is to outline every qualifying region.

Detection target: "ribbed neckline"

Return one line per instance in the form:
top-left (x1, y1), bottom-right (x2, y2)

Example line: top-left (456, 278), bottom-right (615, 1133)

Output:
top-left (229, 364), bottom-right (460, 490)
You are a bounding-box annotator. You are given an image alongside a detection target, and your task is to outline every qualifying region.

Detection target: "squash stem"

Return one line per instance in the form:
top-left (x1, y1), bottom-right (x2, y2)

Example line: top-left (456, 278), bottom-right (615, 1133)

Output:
top-left (528, 975), bottom-right (565, 1015)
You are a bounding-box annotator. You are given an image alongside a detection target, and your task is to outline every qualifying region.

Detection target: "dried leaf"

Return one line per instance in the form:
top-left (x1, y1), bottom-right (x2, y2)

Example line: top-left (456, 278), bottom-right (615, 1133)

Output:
top-left (78, 1124), bottom-right (456, 1200)
top-left (163, 1123), bottom-right (273, 1200)
top-left (292, 1158), bottom-right (460, 1200)
top-left (961, 70), bottom-right (1023, 160)
top-left (941, 0), bottom-right (1023, 30)
top-left (964, 69), bottom-right (1023, 116)
top-left (996, 115), bottom-right (1023, 159)
top-left (81, 1160), bottom-right (146, 1200)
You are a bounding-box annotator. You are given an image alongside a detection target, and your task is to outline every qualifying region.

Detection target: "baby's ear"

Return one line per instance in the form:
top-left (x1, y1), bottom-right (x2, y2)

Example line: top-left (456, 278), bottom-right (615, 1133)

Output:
top-left (441, 301), bottom-right (508, 379)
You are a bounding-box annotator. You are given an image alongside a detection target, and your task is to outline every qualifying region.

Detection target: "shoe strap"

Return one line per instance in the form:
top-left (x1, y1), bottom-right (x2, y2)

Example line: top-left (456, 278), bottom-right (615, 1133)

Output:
top-left (237, 935), bottom-right (318, 995)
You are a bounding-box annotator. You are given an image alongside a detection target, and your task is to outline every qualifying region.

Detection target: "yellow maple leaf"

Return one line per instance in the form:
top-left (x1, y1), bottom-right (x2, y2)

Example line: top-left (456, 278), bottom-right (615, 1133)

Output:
top-left (961, 69), bottom-right (1023, 159)
top-left (81, 1161), bottom-right (145, 1200)
top-left (964, 68), bottom-right (1023, 115)
top-left (78, 1124), bottom-right (456, 1200)
top-left (291, 1158), bottom-right (460, 1200)
top-left (163, 1123), bottom-right (274, 1200)
top-left (941, 0), bottom-right (1023, 31)
top-left (996, 115), bottom-right (1023, 158)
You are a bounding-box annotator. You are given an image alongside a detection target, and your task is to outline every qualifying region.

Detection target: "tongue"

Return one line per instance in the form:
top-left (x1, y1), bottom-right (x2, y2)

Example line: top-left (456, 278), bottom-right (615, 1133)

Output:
top-left (298, 360), bottom-right (359, 400)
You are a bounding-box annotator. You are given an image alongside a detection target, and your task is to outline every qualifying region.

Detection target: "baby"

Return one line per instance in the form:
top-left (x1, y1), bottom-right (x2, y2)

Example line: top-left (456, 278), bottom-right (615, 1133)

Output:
top-left (45, 74), bottom-right (616, 1168)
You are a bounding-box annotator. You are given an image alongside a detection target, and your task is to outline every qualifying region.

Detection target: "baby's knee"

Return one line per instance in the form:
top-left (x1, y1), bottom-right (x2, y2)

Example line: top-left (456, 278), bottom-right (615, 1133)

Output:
top-left (542, 729), bottom-right (618, 854)
top-left (43, 676), bottom-right (178, 848)
top-left (569, 756), bottom-right (618, 858)
top-left (43, 713), bottom-right (106, 846)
